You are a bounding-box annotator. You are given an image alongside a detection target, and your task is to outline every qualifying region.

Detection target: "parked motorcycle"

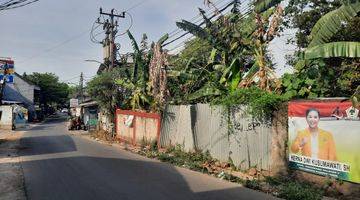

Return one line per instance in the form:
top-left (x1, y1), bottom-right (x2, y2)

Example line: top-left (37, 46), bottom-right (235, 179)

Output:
top-left (68, 117), bottom-right (86, 131)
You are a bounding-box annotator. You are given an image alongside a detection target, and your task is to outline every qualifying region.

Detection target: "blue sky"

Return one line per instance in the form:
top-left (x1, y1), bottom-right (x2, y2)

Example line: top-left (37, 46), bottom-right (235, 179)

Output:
top-left (0, 0), bottom-right (295, 85)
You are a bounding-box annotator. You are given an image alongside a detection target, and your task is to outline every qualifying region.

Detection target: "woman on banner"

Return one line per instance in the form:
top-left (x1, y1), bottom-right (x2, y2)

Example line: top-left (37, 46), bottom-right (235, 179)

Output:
top-left (291, 108), bottom-right (337, 161)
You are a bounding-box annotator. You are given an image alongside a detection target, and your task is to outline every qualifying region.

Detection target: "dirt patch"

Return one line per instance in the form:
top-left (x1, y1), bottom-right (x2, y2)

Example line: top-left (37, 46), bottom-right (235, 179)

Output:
top-left (0, 131), bottom-right (26, 200)
top-left (90, 130), bottom-right (117, 142)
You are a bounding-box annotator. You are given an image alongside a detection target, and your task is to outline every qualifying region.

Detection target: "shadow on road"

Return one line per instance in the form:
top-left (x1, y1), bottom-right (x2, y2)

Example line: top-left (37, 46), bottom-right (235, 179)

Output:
top-left (5, 116), bottom-right (277, 200)
top-left (17, 156), bottom-right (273, 200)
top-left (19, 135), bottom-right (77, 156)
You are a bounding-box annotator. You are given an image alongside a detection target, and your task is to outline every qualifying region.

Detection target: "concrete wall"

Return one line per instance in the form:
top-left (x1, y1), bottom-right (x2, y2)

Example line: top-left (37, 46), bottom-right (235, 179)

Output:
top-left (115, 109), bottom-right (161, 145)
top-left (116, 113), bottom-right (134, 142)
top-left (13, 74), bottom-right (35, 103)
top-left (99, 110), bottom-right (113, 133)
top-left (0, 105), bottom-right (13, 130)
top-left (3, 73), bottom-right (38, 120)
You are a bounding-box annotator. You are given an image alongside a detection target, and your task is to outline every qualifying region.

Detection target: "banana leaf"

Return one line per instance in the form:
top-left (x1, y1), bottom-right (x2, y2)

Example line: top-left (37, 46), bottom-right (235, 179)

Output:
top-left (230, 71), bottom-right (242, 92)
top-left (253, 0), bottom-right (282, 13)
top-left (305, 42), bottom-right (360, 60)
top-left (219, 65), bottom-right (231, 84)
top-left (176, 20), bottom-right (209, 40)
top-left (199, 8), bottom-right (213, 28)
top-left (187, 83), bottom-right (222, 100)
top-left (167, 70), bottom-right (199, 80)
top-left (127, 30), bottom-right (140, 53)
top-left (208, 48), bottom-right (218, 64)
top-left (157, 33), bottom-right (169, 45)
top-left (243, 62), bottom-right (259, 80)
top-left (308, 0), bottom-right (360, 47)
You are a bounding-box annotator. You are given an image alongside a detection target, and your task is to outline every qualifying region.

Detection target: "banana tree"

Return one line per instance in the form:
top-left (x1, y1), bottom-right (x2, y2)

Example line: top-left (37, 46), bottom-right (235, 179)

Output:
top-left (238, 0), bottom-right (283, 91)
top-left (296, 0), bottom-right (360, 69)
top-left (174, 0), bottom-right (252, 100)
top-left (114, 31), bottom-right (154, 110)
top-left (176, 0), bottom-right (284, 94)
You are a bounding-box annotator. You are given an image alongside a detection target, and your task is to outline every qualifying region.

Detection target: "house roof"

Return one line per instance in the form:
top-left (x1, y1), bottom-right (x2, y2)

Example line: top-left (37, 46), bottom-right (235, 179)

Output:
top-left (79, 101), bottom-right (98, 107)
top-left (14, 72), bottom-right (41, 90)
top-left (1, 100), bottom-right (22, 104)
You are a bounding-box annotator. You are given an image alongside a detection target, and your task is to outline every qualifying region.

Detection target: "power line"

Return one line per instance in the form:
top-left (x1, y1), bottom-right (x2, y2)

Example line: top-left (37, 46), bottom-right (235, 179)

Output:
top-left (18, 28), bottom-right (93, 64)
top-left (167, 35), bottom-right (195, 53)
top-left (60, 75), bottom-right (81, 83)
top-left (167, 7), bottom-right (252, 53)
top-left (167, 0), bottom-right (230, 39)
top-left (0, 0), bottom-right (39, 11)
top-left (125, 0), bottom-right (150, 12)
top-left (163, 0), bottom-right (245, 48)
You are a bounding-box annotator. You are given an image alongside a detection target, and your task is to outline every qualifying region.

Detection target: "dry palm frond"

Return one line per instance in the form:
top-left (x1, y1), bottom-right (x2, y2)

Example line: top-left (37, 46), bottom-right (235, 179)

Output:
top-left (203, 0), bottom-right (220, 15)
top-left (266, 5), bottom-right (283, 41)
top-left (149, 43), bottom-right (169, 110)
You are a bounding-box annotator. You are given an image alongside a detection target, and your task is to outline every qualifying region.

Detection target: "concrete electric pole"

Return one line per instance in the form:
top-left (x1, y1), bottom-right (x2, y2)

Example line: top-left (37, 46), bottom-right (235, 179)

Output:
top-left (96, 8), bottom-right (125, 72)
top-left (79, 72), bottom-right (84, 103)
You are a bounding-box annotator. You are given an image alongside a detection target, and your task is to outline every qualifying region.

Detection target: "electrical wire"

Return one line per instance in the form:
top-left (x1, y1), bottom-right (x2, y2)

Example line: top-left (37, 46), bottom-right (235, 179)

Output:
top-left (115, 11), bottom-right (133, 37)
top-left (0, 0), bottom-right (38, 11)
top-left (163, 0), bottom-right (245, 48)
top-left (90, 18), bottom-right (103, 44)
top-left (167, 7), bottom-right (252, 53)
top-left (167, 0), bottom-right (229, 39)
top-left (166, 0), bottom-right (244, 45)
top-left (18, 28), bottom-right (94, 64)
top-left (124, 0), bottom-right (150, 12)
top-left (60, 75), bottom-right (81, 83)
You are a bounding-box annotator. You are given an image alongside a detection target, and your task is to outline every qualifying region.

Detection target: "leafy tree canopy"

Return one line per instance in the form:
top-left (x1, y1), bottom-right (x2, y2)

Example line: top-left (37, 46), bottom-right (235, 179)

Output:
top-left (23, 72), bottom-right (70, 107)
top-left (282, 0), bottom-right (360, 98)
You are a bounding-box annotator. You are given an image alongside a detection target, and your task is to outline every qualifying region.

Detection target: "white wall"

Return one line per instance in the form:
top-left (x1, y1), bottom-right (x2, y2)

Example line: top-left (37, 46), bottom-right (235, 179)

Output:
top-left (0, 105), bottom-right (13, 130)
top-left (11, 74), bottom-right (35, 103)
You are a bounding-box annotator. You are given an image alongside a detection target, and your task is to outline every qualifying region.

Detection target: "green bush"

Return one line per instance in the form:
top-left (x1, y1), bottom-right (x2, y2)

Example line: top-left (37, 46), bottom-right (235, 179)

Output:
top-left (212, 87), bottom-right (287, 120)
top-left (278, 182), bottom-right (324, 200)
top-left (265, 176), bottom-right (283, 186)
top-left (245, 179), bottom-right (261, 190)
top-left (150, 140), bottom-right (158, 151)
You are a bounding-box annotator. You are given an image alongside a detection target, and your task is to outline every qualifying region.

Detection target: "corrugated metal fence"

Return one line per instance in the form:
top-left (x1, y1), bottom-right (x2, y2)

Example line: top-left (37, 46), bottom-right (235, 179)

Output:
top-left (160, 104), bottom-right (272, 171)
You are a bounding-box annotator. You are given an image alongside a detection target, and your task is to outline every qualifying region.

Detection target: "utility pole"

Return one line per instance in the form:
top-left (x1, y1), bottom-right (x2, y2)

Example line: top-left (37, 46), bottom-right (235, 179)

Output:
top-left (96, 8), bottom-right (125, 71)
top-left (79, 72), bottom-right (84, 103)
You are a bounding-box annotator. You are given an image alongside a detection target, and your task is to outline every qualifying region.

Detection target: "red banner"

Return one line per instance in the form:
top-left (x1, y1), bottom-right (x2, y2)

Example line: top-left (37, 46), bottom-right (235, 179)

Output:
top-left (288, 101), bottom-right (353, 117)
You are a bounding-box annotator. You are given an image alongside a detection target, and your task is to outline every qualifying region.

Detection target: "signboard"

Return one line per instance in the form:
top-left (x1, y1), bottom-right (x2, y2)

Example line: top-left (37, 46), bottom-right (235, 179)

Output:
top-left (0, 59), bottom-right (15, 84)
top-left (288, 101), bottom-right (360, 183)
top-left (0, 59), bottom-right (15, 74)
top-left (70, 98), bottom-right (79, 108)
top-left (0, 74), bottom-right (14, 83)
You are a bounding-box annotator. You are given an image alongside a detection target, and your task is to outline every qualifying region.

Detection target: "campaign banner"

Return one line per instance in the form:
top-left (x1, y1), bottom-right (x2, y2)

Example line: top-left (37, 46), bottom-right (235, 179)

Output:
top-left (288, 101), bottom-right (360, 183)
top-left (0, 59), bottom-right (15, 74)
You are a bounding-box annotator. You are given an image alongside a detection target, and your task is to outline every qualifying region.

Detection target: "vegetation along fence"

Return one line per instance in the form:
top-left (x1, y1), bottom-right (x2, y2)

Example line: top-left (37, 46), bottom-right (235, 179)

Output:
top-left (160, 104), bottom-right (273, 171)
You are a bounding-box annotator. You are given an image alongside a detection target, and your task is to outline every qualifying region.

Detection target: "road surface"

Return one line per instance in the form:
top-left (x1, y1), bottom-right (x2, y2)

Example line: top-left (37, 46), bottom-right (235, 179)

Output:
top-left (19, 117), bottom-right (276, 200)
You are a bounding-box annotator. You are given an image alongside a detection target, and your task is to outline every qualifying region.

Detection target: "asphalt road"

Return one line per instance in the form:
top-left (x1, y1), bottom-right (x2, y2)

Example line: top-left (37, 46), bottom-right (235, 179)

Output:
top-left (18, 117), bottom-right (277, 200)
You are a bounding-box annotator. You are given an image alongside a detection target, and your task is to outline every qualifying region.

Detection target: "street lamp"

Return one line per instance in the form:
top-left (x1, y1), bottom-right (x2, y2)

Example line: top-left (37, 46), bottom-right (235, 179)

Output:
top-left (84, 59), bottom-right (109, 74)
top-left (84, 59), bottom-right (103, 65)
